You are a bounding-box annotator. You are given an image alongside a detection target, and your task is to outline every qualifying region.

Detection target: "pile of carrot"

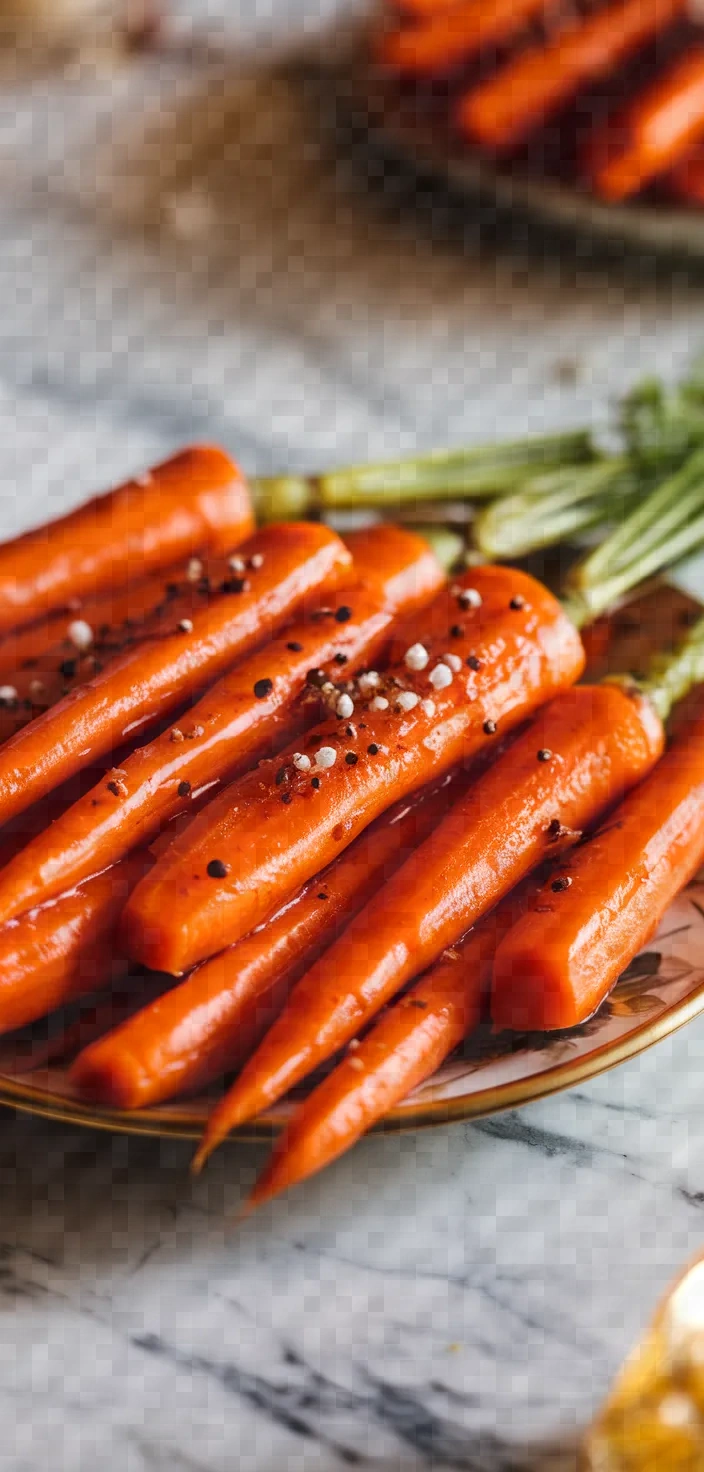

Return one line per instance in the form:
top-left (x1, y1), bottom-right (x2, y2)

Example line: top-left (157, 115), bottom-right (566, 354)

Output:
top-left (373, 0), bottom-right (704, 209)
top-left (1, 432), bottom-right (704, 1212)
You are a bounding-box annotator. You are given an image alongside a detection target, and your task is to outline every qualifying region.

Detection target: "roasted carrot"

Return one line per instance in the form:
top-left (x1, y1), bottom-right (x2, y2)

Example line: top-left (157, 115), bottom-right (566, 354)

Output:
top-left (491, 693), bottom-right (704, 1031)
top-left (377, 0), bottom-right (551, 81)
top-left (457, 0), bottom-right (686, 153)
top-left (122, 565), bottom-right (585, 975)
top-left (241, 887), bottom-right (535, 1202)
top-left (71, 774), bottom-right (465, 1110)
top-left (0, 525), bottom-right (443, 920)
top-left (589, 48), bottom-right (704, 202)
top-left (0, 522), bottom-right (351, 833)
top-left (192, 682), bottom-right (661, 1142)
top-left (0, 853), bottom-right (148, 1036)
top-left (0, 447), bottom-right (253, 636)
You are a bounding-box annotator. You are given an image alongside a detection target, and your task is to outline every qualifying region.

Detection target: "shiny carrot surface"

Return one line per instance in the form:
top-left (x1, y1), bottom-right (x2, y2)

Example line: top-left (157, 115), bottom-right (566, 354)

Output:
top-left (591, 48), bottom-right (704, 201)
top-left (0, 446), bottom-right (254, 636)
top-left (378, 0), bottom-right (550, 80)
top-left (194, 682), bottom-right (661, 1136)
top-left (122, 565), bottom-right (585, 975)
top-left (0, 853), bottom-right (148, 1035)
top-left (71, 776), bottom-right (464, 1110)
top-left (0, 522), bottom-right (351, 836)
top-left (242, 890), bottom-right (533, 1202)
top-left (0, 526), bottom-right (442, 920)
top-left (491, 698), bottom-right (704, 1031)
top-left (457, 0), bottom-right (685, 152)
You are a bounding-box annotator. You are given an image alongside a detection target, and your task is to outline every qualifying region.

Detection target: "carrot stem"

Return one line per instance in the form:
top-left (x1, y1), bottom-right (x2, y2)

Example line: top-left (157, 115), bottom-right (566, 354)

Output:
top-left (250, 430), bottom-right (595, 517)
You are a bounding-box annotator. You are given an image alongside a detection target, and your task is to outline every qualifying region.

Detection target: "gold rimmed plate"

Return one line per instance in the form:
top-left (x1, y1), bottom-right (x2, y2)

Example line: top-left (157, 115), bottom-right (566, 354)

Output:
top-left (1, 875), bottom-right (704, 1142)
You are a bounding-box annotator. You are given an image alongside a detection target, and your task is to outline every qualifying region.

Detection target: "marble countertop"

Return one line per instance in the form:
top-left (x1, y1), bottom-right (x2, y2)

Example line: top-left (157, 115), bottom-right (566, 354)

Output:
top-left (2, 4), bottom-right (704, 1467)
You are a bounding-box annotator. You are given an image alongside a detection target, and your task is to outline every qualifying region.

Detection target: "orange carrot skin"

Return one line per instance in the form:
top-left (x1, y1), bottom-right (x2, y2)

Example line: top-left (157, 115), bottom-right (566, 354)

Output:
top-left (123, 565), bottom-right (585, 975)
top-left (492, 702), bottom-right (704, 1032)
top-left (71, 775), bottom-right (464, 1110)
top-left (669, 148), bottom-right (704, 206)
top-left (0, 522), bottom-right (351, 834)
top-left (591, 48), bottom-right (704, 202)
top-left (0, 527), bottom-right (442, 922)
top-left (457, 0), bottom-right (686, 152)
top-left (198, 682), bottom-right (662, 1133)
top-left (0, 447), bottom-right (254, 636)
top-left (377, 0), bottom-right (550, 80)
top-left (0, 853), bottom-right (148, 1035)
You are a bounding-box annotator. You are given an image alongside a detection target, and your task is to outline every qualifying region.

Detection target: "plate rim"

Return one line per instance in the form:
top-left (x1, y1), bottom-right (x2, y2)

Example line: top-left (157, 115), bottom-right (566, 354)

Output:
top-left (329, 44), bottom-right (704, 265)
top-left (2, 966), bottom-right (703, 1143)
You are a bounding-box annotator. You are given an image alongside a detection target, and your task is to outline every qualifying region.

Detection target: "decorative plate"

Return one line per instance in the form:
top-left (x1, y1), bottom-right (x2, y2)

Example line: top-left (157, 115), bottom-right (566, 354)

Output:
top-left (0, 877), bottom-right (702, 1142)
top-left (331, 44), bottom-right (704, 266)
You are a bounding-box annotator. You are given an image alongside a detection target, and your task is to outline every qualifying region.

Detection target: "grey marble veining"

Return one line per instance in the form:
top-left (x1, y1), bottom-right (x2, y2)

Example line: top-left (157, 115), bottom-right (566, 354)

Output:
top-left (1, 3), bottom-right (704, 1466)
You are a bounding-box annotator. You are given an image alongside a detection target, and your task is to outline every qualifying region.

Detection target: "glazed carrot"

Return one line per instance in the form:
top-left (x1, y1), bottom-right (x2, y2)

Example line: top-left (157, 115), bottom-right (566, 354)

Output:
top-left (457, 0), bottom-right (686, 153)
top-left (0, 852), bottom-right (148, 1036)
top-left (122, 565), bottom-right (585, 975)
top-left (71, 775), bottom-right (465, 1110)
top-left (377, 0), bottom-right (551, 81)
top-left (0, 547), bottom-right (245, 743)
top-left (0, 522), bottom-right (351, 833)
top-left (590, 49), bottom-right (704, 202)
top-left (491, 694), bottom-right (704, 1031)
top-left (0, 446), bottom-right (254, 636)
top-left (193, 682), bottom-right (661, 1142)
top-left (242, 886), bottom-right (537, 1202)
top-left (0, 525), bottom-right (443, 920)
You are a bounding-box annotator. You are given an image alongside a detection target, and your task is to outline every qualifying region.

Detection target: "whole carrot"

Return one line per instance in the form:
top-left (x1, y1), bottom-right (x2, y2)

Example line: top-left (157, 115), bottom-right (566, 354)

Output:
top-left (457, 0), bottom-right (686, 153)
top-left (492, 687), bottom-right (704, 1031)
top-left (0, 852), bottom-right (148, 1036)
top-left (70, 775), bottom-right (465, 1110)
top-left (0, 525), bottom-right (443, 921)
top-left (590, 48), bottom-right (704, 202)
top-left (192, 682), bottom-right (661, 1142)
top-left (377, 0), bottom-right (551, 81)
top-left (0, 522), bottom-right (351, 834)
top-left (122, 565), bottom-right (585, 975)
top-left (0, 446), bottom-right (254, 636)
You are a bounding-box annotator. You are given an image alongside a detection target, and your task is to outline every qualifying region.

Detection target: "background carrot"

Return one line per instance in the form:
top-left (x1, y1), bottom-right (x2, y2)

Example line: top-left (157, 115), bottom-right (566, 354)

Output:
top-left (122, 565), bottom-right (584, 976)
top-left (193, 681), bottom-right (660, 1141)
top-left (0, 446), bottom-right (254, 636)
top-left (70, 774), bottom-right (466, 1110)
top-left (0, 852), bottom-right (149, 1035)
top-left (669, 146), bottom-right (704, 205)
top-left (377, 0), bottom-right (552, 81)
top-left (457, 0), bottom-right (686, 153)
top-left (0, 526), bottom-right (443, 921)
top-left (0, 522), bottom-right (351, 835)
top-left (491, 690), bottom-right (704, 1032)
top-left (590, 48), bottom-right (704, 202)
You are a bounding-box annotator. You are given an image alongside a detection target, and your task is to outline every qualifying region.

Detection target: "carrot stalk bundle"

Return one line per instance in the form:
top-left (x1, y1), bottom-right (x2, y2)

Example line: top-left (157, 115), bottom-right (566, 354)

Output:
top-left (0, 447), bottom-right (254, 636)
top-left (121, 564), bottom-right (585, 976)
top-left (0, 525), bottom-right (445, 923)
top-left (456, 0), bottom-right (686, 153)
top-left (590, 48), bottom-right (704, 203)
top-left (376, 0), bottom-right (551, 81)
top-left (0, 522), bottom-right (351, 831)
top-left (70, 775), bottom-right (466, 1110)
